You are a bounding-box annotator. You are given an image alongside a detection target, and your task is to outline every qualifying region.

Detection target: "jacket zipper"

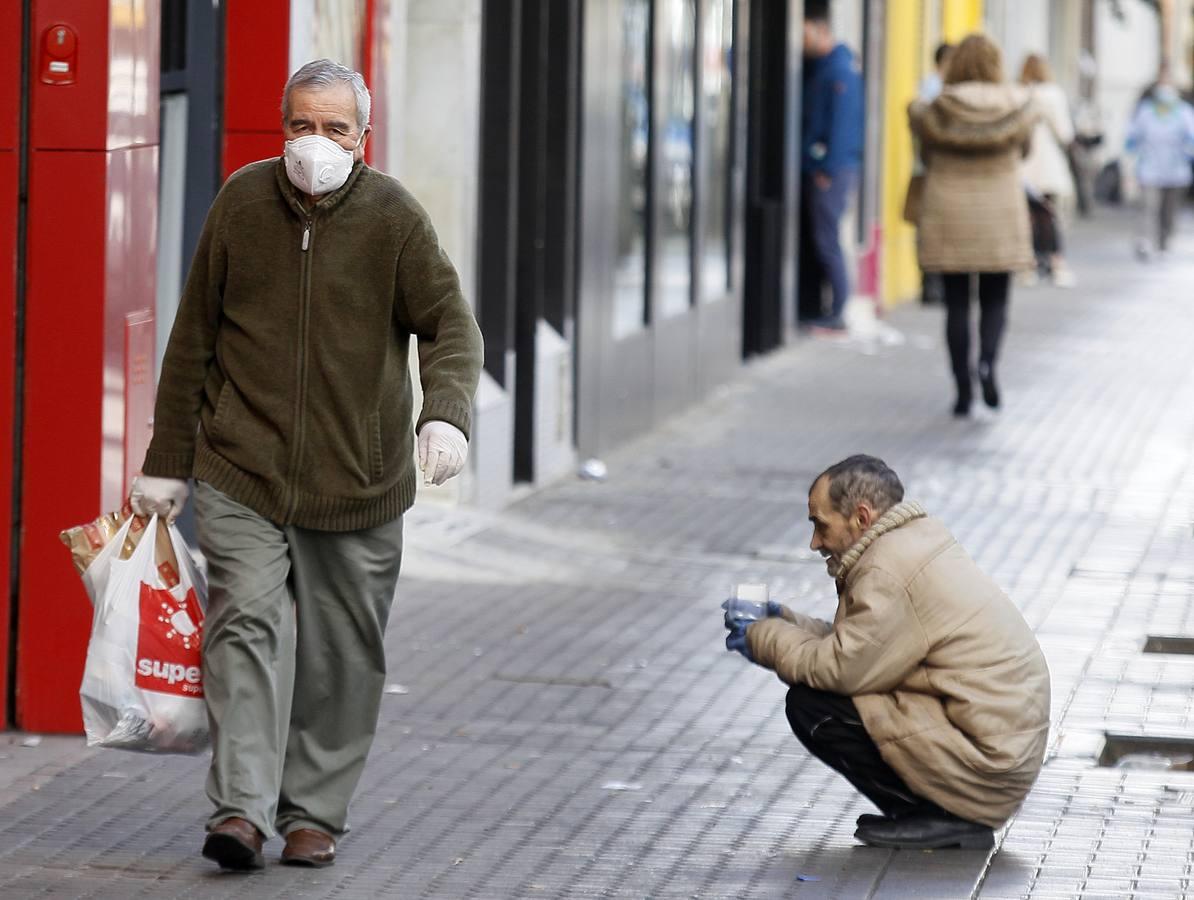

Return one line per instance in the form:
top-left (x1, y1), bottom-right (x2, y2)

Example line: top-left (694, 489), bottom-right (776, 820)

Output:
top-left (285, 217), bottom-right (314, 520)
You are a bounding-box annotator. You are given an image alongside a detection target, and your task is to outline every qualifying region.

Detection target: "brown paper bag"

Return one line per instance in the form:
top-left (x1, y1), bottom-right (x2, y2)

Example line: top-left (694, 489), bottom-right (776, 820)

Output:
top-left (60, 505), bottom-right (179, 588)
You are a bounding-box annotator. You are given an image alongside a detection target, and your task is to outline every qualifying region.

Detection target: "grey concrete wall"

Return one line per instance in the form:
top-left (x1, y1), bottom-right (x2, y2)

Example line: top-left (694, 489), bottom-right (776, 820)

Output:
top-left (380, 0), bottom-right (517, 507)
top-left (384, 0), bottom-right (482, 299)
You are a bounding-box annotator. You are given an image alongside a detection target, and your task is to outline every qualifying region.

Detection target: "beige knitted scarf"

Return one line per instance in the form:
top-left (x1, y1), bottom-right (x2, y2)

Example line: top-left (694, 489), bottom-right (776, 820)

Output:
top-left (826, 500), bottom-right (927, 581)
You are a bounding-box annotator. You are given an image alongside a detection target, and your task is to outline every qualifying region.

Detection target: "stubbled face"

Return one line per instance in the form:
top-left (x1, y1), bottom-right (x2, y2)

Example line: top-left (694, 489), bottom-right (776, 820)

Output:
top-left (808, 476), bottom-right (868, 566)
top-left (283, 83), bottom-right (369, 161)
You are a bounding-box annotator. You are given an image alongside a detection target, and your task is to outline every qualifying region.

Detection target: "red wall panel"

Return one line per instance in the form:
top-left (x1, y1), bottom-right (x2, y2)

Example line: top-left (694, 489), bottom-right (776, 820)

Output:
top-left (223, 131), bottom-right (285, 181)
top-left (363, 0), bottom-right (378, 167)
top-left (223, 0), bottom-right (289, 178)
top-left (18, 0), bottom-right (160, 732)
top-left (27, 2), bottom-right (111, 150)
top-left (103, 145), bottom-right (159, 510)
top-left (0, 1), bottom-right (24, 716)
top-left (0, 152), bottom-right (16, 718)
top-left (224, 0), bottom-right (289, 131)
top-left (19, 151), bottom-right (108, 731)
top-left (0, 1), bottom-right (19, 150)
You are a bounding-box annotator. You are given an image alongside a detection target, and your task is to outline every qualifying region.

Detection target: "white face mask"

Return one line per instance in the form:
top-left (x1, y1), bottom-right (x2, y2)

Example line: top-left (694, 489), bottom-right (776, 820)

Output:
top-left (283, 134), bottom-right (359, 196)
top-left (1154, 84), bottom-right (1179, 107)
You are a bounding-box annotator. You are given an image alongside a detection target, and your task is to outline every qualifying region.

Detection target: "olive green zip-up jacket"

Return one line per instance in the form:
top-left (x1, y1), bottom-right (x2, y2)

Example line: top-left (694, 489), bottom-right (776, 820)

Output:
top-left (141, 158), bottom-right (483, 531)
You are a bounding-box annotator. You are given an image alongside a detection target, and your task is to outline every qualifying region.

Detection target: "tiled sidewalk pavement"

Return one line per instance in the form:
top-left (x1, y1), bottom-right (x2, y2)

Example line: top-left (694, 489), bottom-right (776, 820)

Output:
top-left (2, 212), bottom-right (1194, 899)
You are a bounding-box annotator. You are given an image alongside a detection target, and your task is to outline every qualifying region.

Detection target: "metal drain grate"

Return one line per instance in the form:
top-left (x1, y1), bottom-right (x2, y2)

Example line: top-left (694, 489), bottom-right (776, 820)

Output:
top-left (1099, 733), bottom-right (1194, 771)
top-left (1143, 635), bottom-right (1194, 654)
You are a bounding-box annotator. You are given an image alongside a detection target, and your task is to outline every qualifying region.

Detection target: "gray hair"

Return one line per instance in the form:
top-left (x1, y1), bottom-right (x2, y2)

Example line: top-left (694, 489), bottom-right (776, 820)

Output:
top-left (813, 455), bottom-right (904, 517)
top-left (282, 58), bottom-right (371, 132)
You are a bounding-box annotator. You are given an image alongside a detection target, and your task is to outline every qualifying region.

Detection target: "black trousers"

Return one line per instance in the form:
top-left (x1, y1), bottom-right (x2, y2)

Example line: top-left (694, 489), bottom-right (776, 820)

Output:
top-left (785, 684), bottom-right (947, 819)
top-left (1028, 194), bottom-right (1063, 260)
top-left (941, 272), bottom-right (1009, 401)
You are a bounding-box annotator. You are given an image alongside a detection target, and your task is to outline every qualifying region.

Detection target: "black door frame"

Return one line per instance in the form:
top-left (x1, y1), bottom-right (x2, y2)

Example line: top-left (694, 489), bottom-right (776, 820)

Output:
top-left (477, 0), bottom-right (582, 483)
top-left (742, 0), bottom-right (801, 357)
top-left (160, 0), bottom-right (223, 278)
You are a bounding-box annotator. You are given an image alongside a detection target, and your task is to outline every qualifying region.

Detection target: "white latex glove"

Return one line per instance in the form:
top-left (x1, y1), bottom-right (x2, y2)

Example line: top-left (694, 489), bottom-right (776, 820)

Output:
top-left (417, 421), bottom-right (468, 486)
top-left (129, 475), bottom-right (190, 523)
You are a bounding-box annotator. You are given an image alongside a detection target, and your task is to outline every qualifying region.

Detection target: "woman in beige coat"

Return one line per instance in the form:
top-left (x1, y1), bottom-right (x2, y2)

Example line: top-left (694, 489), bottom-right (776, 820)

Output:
top-left (909, 35), bottom-right (1036, 417)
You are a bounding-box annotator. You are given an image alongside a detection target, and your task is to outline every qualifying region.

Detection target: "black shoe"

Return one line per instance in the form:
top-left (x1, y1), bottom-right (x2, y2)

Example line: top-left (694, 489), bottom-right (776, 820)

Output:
top-left (977, 363), bottom-right (999, 409)
top-left (202, 817), bottom-right (266, 871)
top-left (953, 379), bottom-right (972, 418)
top-left (855, 813), bottom-right (891, 829)
top-left (856, 807), bottom-right (925, 829)
top-left (854, 813), bottom-right (994, 850)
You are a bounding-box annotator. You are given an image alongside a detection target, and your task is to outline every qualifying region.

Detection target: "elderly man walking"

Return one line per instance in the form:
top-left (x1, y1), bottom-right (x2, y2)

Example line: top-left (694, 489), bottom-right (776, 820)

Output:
top-left (129, 59), bottom-right (482, 869)
top-left (724, 455), bottom-right (1050, 849)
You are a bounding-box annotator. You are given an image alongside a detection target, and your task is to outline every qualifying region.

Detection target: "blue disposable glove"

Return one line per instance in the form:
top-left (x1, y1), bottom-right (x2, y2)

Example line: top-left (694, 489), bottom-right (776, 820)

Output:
top-left (725, 622), bottom-right (754, 662)
top-left (721, 597), bottom-right (784, 630)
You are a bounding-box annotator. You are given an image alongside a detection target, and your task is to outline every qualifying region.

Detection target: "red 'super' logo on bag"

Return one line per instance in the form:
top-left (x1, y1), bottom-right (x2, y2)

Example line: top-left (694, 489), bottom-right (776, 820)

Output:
top-left (134, 582), bottom-right (205, 697)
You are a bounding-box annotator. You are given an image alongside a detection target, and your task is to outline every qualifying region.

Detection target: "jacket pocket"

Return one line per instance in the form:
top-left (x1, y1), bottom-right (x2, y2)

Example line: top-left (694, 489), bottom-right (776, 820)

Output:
top-left (210, 381), bottom-right (234, 443)
top-left (368, 411), bottom-right (385, 484)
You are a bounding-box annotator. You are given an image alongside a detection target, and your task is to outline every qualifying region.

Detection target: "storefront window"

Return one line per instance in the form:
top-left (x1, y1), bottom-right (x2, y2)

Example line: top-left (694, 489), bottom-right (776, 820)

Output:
top-left (613, 0), bottom-right (652, 339)
top-left (290, 0), bottom-right (366, 76)
top-left (656, 0), bottom-right (697, 320)
top-left (700, 0), bottom-right (733, 301)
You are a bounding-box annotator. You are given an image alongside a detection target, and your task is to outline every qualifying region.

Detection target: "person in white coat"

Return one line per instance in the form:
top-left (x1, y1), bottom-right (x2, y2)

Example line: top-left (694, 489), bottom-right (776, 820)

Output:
top-left (1019, 55), bottom-right (1076, 286)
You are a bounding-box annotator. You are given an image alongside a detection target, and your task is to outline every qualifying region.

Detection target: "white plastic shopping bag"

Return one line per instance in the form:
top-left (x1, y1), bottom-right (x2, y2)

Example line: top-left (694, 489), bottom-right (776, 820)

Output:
top-left (77, 514), bottom-right (209, 753)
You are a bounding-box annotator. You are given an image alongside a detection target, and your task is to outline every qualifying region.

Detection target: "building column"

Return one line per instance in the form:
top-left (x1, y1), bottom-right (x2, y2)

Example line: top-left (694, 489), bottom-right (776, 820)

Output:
top-left (18, 1), bottom-right (160, 731)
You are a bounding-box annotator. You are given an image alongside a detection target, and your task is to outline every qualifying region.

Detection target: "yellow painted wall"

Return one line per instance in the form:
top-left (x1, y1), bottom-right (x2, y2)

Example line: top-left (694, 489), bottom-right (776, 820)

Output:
top-left (880, 1), bottom-right (923, 306)
top-left (880, 0), bottom-right (984, 306)
top-left (942, 0), bottom-right (984, 42)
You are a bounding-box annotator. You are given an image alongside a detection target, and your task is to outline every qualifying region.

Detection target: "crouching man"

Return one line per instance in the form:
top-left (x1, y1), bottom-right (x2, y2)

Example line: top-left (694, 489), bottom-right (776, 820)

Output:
top-left (724, 455), bottom-right (1050, 849)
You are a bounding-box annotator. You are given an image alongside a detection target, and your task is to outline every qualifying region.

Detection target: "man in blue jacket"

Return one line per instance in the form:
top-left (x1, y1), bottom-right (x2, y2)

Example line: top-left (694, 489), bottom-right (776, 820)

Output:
top-left (798, 0), bottom-right (864, 332)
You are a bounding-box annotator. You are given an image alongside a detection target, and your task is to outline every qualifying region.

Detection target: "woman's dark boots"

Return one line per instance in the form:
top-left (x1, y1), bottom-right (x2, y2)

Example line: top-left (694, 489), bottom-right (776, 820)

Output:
top-left (953, 378), bottom-right (972, 417)
top-left (977, 361), bottom-right (999, 409)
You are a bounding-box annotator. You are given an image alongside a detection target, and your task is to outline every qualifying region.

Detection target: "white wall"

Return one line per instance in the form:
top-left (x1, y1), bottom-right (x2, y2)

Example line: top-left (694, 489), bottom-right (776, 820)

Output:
top-left (984, 0), bottom-right (1051, 83)
top-left (1048, 1), bottom-right (1084, 98)
top-left (289, 0), bottom-right (369, 74)
top-left (1096, 1), bottom-right (1162, 162)
top-left (831, 1), bottom-right (864, 51)
top-left (383, 0), bottom-right (482, 300)
top-left (380, 1), bottom-right (513, 507)
top-left (1173, 0), bottom-right (1194, 87)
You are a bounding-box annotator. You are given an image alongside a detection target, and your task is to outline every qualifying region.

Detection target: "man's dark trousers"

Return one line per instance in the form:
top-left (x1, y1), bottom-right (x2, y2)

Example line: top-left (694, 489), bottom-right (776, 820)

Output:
top-left (785, 683), bottom-right (948, 819)
top-left (798, 172), bottom-right (855, 325)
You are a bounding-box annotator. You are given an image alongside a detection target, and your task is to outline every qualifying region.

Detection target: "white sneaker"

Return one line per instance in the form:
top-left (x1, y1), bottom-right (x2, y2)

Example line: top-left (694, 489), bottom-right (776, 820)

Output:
top-left (1051, 267), bottom-right (1076, 288)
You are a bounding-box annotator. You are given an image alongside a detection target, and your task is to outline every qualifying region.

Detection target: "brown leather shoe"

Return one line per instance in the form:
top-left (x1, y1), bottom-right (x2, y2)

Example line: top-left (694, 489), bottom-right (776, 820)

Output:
top-left (202, 816), bottom-right (265, 870)
top-left (281, 828), bottom-right (336, 867)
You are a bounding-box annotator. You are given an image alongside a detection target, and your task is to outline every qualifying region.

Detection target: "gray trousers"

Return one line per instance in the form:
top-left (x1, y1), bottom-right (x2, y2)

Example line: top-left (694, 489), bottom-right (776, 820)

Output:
top-left (194, 481), bottom-right (404, 839)
top-left (1139, 185), bottom-right (1184, 251)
